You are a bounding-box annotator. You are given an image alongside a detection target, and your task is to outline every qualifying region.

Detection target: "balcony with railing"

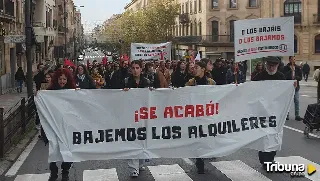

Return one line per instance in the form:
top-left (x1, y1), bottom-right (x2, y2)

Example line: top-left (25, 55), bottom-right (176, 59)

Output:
top-left (282, 14), bottom-right (301, 24)
top-left (32, 22), bottom-right (45, 27)
top-left (173, 35), bottom-right (234, 47)
top-left (58, 26), bottom-right (68, 34)
top-left (33, 21), bottom-right (55, 36)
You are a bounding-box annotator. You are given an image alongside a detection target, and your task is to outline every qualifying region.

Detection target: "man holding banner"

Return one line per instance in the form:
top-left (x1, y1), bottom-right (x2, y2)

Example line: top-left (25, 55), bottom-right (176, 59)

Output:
top-left (252, 56), bottom-right (289, 170)
top-left (235, 16), bottom-right (296, 171)
top-left (123, 60), bottom-right (151, 178)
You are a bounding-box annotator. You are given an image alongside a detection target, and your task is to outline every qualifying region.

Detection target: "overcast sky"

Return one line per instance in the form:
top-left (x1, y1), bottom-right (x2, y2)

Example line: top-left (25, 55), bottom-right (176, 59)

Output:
top-left (73, 0), bottom-right (130, 33)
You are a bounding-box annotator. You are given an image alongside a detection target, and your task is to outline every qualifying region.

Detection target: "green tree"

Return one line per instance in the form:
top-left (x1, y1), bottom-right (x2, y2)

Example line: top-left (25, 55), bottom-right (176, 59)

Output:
top-left (103, 0), bottom-right (179, 51)
top-left (143, 0), bottom-right (179, 43)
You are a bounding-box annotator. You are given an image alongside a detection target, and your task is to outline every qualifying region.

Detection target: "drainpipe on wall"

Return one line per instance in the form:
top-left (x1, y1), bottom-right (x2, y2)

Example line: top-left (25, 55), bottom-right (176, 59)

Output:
top-left (272, 0), bottom-right (274, 18)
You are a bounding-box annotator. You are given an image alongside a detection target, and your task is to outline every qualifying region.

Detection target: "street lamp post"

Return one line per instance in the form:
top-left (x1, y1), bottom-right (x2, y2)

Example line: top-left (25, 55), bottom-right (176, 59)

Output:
top-left (64, 0), bottom-right (67, 59)
top-left (25, 0), bottom-right (33, 97)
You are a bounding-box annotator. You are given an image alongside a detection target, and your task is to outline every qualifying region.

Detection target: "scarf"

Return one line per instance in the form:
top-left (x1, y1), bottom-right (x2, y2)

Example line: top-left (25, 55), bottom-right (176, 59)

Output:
top-left (77, 74), bottom-right (85, 81)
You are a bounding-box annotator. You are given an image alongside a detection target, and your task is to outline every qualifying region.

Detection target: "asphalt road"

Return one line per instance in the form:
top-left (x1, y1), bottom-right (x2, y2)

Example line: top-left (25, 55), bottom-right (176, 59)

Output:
top-left (1, 84), bottom-right (320, 181)
top-left (83, 49), bottom-right (105, 63)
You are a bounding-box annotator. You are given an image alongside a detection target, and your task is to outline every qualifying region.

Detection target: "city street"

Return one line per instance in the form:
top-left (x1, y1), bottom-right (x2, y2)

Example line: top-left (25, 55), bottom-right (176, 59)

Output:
top-left (1, 84), bottom-right (319, 181)
top-left (83, 49), bottom-right (105, 63)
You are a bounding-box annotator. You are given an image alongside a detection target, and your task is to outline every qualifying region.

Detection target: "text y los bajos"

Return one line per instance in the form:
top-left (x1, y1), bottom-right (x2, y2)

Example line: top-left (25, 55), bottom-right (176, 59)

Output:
top-left (73, 102), bottom-right (278, 144)
top-left (239, 26), bottom-right (284, 44)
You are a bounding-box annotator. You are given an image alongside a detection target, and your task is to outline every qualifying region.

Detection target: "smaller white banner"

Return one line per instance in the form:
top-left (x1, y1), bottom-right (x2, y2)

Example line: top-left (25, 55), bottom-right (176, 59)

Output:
top-left (131, 42), bottom-right (172, 60)
top-left (234, 17), bottom-right (294, 62)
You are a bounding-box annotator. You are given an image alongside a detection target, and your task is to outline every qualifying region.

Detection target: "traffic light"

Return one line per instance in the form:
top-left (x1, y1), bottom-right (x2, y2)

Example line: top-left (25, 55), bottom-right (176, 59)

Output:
top-left (0, 29), bottom-right (5, 36)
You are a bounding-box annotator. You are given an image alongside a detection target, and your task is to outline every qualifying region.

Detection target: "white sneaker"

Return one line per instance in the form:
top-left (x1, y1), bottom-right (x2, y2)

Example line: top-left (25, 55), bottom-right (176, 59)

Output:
top-left (130, 171), bottom-right (139, 177)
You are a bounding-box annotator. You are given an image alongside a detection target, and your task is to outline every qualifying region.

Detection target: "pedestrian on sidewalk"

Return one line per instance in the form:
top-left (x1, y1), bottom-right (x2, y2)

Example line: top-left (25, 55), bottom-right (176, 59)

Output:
top-left (282, 56), bottom-right (302, 121)
top-left (313, 68), bottom-right (320, 102)
top-left (15, 67), bottom-right (25, 93)
top-left (302, 62), bottom-right (310, 82)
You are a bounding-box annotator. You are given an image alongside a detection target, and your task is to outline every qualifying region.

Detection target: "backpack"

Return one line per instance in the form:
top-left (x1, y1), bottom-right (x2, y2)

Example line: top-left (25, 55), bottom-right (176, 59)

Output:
top-left (313, 69), bottom-right (320, 82)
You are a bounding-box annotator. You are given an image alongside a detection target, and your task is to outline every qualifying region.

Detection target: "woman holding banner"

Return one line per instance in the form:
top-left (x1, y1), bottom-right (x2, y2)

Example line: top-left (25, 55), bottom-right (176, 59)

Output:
top-left (186, 61), bottom-right (215, 174)
top-left (44, 68), bottom-right (76, 181)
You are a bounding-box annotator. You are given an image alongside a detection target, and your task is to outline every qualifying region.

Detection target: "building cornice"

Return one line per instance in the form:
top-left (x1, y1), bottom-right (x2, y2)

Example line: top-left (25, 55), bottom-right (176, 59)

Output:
top-left (124, 0), bottom-right (138, 10)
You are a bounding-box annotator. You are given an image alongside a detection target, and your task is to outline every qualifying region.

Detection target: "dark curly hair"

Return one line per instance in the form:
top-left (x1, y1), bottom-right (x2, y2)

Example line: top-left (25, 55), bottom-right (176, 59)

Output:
top-left (48, 68), bottom-right (76, 90)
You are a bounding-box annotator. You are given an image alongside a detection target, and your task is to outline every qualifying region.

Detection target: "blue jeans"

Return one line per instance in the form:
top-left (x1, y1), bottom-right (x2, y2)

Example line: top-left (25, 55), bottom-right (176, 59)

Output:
top-left (17, 80), bottom-right (23, 89)
top-left (294, 89), bottom-right (300, 116)
top-left (287, 89), bottom-right (300, 118)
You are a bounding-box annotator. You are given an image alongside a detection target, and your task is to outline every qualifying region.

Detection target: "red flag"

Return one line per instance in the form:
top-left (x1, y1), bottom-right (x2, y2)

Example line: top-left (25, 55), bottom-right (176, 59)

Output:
top-left (64, 59), bottom-right (75, 68)
top-left (124, 54), bottom-right (130, 61)
top-left (102, 56), bottom-right (107, 65)
top-left (159, 51), bottom-right (164, 60)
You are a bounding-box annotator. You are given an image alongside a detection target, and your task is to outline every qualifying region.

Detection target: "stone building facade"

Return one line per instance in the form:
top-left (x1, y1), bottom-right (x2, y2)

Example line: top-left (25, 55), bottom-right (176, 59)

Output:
top-left (124, 0), bottom-right (320, 70)
top-left (0, 0), bottom-right (26, 94)
top-left (0, 0), bottom-right (83, 94)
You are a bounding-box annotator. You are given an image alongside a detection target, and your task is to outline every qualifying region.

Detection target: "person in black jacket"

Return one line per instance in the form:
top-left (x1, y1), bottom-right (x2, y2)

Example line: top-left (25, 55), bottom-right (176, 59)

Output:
top-left (282, 56), bottom-right (302, 121)
top-left (110, 60), bottom-right (129, 89)
top-left (33, 63), bottom-right (45, 91)
top-left (171, 61), bottom-right (187, 87)
top-left (252, 56), bottom-right (288, 171)
top-left (143, 62), bottom-right (160, 88)
top-left (302, 62), bottom-right (310, 81)
top-left (15, 67), bottom-right (25, 93)
top-left (123, 60), bottom-right (150, 178)
top-left (75, 64), bottom-right (96, 89)
top-left (185, 61), bottom-right (215, 174)
top-left (211, 59), bottom-right (227, 85)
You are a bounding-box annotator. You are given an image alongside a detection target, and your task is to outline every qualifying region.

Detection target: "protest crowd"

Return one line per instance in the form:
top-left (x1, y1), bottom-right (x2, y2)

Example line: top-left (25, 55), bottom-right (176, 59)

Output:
top-left (25, 48), bottom-right (303, 181)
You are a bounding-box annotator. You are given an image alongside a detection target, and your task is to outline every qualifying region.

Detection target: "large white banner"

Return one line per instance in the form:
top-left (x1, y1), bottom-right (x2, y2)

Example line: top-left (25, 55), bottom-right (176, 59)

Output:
top-left (35, 81), bottom-right (295, 162)
top-left (130, 42), bottom-right (172, 60)
top-left (234, 17), bottom-right (294, 62)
